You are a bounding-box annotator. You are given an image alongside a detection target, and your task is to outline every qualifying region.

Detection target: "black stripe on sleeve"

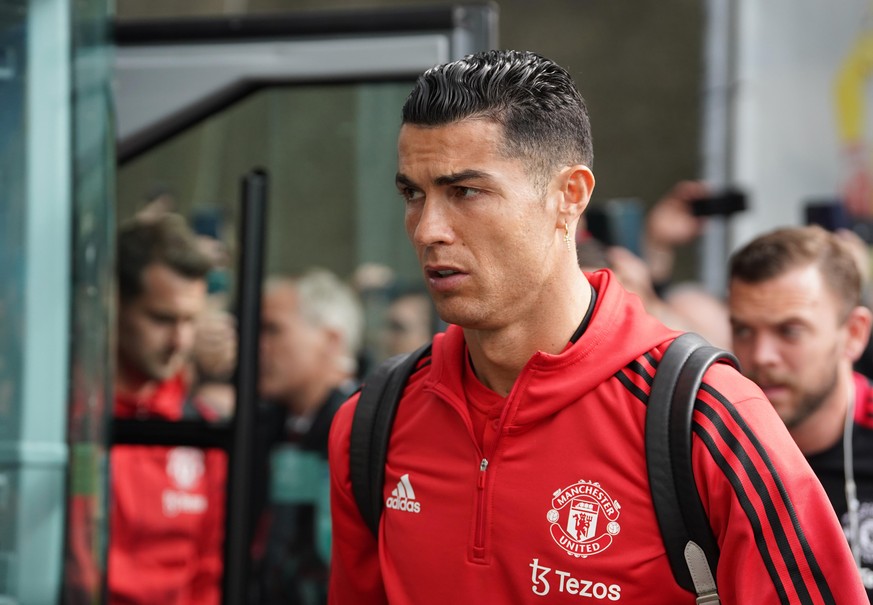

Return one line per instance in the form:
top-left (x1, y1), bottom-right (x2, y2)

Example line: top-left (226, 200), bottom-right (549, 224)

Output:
top-left (613, 350), bottom-right (835, 602)
top-left (693, 415), bottom-right (793, 604)
top-left (626, 359), bottom-right (655, 387)
top-left (614, 355), bottom-right (655, 406)
top-left (701, 385), bottom-right (833, 601)
top-left (695, 386), bottom-right (835, 605)
top-left (643, 351), bottom-right (657, 368)
top-left (615, 370), bottom-right (649, 406)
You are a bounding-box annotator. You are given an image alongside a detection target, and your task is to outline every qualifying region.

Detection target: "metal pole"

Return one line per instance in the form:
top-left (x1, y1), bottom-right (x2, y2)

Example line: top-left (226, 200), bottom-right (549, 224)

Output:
top-left (222, 168), bottom-right (268, 604)
top-left (700, 0), bottom-right (738, 295)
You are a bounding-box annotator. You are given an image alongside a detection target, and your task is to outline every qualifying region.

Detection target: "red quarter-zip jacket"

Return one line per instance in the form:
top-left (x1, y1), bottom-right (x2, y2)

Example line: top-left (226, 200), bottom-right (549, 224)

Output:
top-left (328, 270), bottom-right (866, 604)
top-left (108, 373), bottom-right (227, 605)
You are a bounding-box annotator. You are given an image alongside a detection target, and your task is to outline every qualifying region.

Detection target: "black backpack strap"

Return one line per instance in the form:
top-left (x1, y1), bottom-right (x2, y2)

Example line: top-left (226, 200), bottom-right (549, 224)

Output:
top-left (646, 332), bottom-right (739, 604)
top-left (350, 343), bottom-right (432, 537)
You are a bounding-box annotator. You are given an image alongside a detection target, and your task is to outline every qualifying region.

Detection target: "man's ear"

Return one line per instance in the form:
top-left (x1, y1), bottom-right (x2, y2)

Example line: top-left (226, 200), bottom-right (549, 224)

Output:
top-left (844, 305), bottom-right (873, 363)
top-left (556, 164), bottom-right (595, 226)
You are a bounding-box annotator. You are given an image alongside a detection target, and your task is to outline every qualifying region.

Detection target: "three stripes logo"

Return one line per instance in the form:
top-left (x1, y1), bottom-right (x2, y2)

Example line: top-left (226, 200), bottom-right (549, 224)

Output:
top-left (385, 473), bottom-right (422, 513)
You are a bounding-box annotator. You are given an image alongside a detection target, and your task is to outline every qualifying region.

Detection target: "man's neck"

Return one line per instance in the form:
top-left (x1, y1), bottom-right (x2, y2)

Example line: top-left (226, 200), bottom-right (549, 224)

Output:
top-left (791, 368), bottom-right (854, 456)
top-left (465, 274), bottom-right (592, 397)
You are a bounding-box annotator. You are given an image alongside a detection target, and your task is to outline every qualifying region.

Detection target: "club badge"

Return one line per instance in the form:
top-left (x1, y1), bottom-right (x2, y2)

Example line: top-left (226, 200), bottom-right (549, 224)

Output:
top-left (547, 479), bottom-right (621, 558)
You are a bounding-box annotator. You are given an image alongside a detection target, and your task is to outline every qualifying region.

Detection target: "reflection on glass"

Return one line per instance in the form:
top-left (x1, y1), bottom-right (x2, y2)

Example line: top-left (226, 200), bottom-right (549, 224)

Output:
top-left (64, 0), bottom-right (114, 602)
top-left (118, 82), bottom-right (420, 381)
top-left (118, 83), bottom-right (417, 281)
top-left (116, 79), bottom-right (420, 602)
top-left (107, 213), bottom-right (229, 602)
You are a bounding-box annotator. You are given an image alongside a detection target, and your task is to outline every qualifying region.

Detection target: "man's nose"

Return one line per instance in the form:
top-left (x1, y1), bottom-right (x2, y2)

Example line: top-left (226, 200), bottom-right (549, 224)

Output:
top-left (749, 333), bottom-right (782, 367)
top-left (411, 198), bottom-right (454, 247)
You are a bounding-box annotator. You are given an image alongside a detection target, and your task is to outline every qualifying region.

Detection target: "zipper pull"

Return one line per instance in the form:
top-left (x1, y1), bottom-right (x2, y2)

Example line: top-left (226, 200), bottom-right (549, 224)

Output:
top-left (478, 458), bottom-right (488, 488)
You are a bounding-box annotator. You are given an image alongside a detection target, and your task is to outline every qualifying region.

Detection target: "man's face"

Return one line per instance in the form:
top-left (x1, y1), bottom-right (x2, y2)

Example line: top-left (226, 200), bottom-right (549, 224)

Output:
top-left (396, 119), bottom-right (565, 330)
top-left (728, 264), bottom-right (846, 428)
top-left (118, 263), bottom-right (207, 383)
top-left (258, 284), bottom-right (327, 404)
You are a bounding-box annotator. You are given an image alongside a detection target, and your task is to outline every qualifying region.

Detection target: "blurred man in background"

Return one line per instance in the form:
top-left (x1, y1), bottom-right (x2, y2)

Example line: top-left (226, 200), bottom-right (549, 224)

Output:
top-left (728, 225), bottom-right (873, 598)
top-left (251, 268), bottom-right (363, 605)
top-left (110, 213), bottom-right (226, 604)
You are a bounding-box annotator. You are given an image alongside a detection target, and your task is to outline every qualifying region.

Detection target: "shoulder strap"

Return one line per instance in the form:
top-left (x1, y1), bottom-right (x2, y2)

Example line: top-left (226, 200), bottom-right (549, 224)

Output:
top-left (350, 343), bottom-right (432, 537)
top-left (646, 332), bottom-right (738, 604)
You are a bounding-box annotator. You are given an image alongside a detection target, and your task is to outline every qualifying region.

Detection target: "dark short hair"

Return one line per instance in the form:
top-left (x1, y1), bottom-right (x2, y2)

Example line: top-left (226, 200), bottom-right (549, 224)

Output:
top-left (728, 225), bottom-right (862, 315)
top-left (402, 50), bottom-right (593, 185)
top-left (117, 213), bottom-right (212, 302)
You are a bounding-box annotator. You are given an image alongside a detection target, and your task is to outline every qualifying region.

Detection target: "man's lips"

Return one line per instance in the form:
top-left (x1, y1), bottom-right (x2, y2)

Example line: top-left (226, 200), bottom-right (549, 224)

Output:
top-left (424, 265), bottom-right (466, 291)
top-left (425, 266), bottom-right (464, 278)
top-left (758, 383), bottom-right (790, 399)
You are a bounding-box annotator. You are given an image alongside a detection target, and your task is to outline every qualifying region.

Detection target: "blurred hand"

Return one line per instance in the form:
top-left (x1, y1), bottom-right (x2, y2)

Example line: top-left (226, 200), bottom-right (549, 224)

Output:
top-left (644, 180), bottom-right (710, 284)
top-left (645, 180), bottom-right (709, 248)
top-left (606, 246), bottom-right (658, 306)
top-left (193, 308), bottom-right (237, 381)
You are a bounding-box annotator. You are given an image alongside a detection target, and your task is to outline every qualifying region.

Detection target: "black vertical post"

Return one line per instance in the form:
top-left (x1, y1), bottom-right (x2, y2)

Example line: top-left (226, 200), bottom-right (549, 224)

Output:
top-left (222, 168), bottom-right (268, 604)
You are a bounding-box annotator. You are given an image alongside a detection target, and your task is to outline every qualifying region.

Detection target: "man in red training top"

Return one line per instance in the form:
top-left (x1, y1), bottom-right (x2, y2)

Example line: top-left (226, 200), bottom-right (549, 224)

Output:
top-left (327, 49), bottom-right (867, 604)
top-left (109, 213), bottom-right (226, 604)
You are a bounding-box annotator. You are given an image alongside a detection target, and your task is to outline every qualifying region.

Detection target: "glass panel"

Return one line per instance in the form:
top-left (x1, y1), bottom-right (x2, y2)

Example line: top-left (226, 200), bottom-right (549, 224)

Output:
top-left (63, 0), bottom-right (115, 601)
top-left (118, 82), bottom-right (421, 374)
top-left (116, 79), bottom-right (428, 600)
top-left (0, 1), bottom-right (27, 597)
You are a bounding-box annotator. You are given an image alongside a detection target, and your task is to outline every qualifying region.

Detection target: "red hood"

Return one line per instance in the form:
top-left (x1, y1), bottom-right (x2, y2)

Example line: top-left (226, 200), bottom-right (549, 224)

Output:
top-left (423, 269), bottom-right (678, 427)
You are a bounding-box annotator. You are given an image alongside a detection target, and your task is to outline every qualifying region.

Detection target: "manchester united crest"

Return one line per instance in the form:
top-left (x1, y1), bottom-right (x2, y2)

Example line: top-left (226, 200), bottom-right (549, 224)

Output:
top-left (166, 446), bottom-right (205, 490)
top-left (547, 479), bottom-right (621, 558)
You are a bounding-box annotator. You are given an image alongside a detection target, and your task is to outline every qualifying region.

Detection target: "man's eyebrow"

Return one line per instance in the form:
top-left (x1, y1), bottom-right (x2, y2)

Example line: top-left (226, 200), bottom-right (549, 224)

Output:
top-left (395, 170), bottom-right (492, 189)
top-left (395, 173), bottom-right (417, 189)
top-left (434, 170), bottom-right (491, 186)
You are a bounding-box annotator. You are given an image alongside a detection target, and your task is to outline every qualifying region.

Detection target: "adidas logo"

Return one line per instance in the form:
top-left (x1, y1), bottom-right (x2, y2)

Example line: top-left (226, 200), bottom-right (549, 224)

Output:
top-left (385, 473), bottom-right (422, 513)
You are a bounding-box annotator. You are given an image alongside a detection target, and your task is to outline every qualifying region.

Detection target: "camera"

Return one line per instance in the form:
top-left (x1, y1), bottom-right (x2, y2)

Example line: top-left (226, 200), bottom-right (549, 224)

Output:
top-left (805, 200), bottom-right (850, 232)
top-left (690, 188), bottom-right (748, 217)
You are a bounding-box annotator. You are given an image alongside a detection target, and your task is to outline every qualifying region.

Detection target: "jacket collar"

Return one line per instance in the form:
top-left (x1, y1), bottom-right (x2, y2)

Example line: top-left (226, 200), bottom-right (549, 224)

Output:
top-left (425, 269), bottom-right (677, 427)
